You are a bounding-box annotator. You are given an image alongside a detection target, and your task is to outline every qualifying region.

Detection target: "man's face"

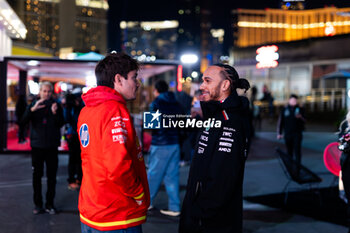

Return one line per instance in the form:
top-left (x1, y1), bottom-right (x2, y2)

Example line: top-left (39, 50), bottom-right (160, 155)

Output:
top-left (39, 85), bottom-right (52, 100)
top-left (200, 66), bottom-right (227, 102)
top-left (117, 70), bottom-right (140, 101)
top-left (289, 97), bottom-right (298, 106)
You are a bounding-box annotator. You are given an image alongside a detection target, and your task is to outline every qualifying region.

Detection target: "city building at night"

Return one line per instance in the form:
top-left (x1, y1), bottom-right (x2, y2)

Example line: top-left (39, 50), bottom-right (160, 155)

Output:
top-left (231, 7), bottom-right (350, 111)
top-left (233, 7), bottom-right (350, 48)
top-left (0, 0), bottom-right (26, 57)
top-left (8, 0), bottom-right (107, 56)
top-left (110, 0), bottom-right (230, 78)
top-left (120, 20), bottom-right (179, 60)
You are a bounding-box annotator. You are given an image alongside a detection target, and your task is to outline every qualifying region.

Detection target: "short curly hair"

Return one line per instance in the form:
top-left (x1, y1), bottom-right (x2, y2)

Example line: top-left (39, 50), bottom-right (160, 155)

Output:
top-left (95, 52), bottom-right (139, 88)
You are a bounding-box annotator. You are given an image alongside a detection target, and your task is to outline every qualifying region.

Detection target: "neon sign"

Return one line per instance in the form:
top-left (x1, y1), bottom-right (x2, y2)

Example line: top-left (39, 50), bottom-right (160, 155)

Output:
top-left (256, 45), bottom-right (279, 69)
top-left (177, 65), bottom-right (183, 92)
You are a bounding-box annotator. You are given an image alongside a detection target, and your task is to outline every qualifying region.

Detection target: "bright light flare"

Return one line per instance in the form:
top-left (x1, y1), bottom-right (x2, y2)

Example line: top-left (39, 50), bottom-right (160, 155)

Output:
top-left (180, 54), bottom-right (198, 64)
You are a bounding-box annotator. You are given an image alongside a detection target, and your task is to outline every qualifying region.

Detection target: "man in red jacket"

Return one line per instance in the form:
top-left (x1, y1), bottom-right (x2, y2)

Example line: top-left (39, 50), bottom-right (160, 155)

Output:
top-left (77, 52), bottom-right (150, 233)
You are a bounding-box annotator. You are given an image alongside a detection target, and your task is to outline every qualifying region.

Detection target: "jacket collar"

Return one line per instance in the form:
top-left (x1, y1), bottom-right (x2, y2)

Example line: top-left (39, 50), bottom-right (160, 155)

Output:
top-left (200, 91), bottom-right (247, 119)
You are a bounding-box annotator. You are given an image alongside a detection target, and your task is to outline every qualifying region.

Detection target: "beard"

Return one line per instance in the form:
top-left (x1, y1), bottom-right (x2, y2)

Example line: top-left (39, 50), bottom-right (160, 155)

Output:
top-left (209, 87), bottom-right (220, 101)
top-left (207, 80), bottom-right (224, 101)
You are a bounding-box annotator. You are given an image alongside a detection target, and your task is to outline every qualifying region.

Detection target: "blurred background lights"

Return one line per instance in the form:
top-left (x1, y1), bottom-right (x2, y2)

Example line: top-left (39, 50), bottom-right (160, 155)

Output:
top-left (28, 80), bottom-right (39, 95)
top-left (180, 54), bottom-right (198, 64)
top-left (85, 74), bottom-right (97, 87)
top-left (191, 71), bottom-right (198, 78)
top-left (27, 60), bottom-right (39, 66)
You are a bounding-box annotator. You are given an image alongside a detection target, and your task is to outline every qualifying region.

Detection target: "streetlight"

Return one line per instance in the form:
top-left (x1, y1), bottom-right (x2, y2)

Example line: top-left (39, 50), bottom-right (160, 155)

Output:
top-left (180, 53), bottom-right (198, 65)
top-left (180, 53), bottom-right (199, 91)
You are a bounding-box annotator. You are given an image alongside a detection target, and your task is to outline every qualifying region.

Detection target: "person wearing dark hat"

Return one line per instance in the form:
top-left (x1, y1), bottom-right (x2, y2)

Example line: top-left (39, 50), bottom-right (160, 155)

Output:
top-left (179, 64), bottom-right (251, 233)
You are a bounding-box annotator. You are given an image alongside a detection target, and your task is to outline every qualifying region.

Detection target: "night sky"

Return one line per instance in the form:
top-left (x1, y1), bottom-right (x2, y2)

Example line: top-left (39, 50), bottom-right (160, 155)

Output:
top-left (114, 0), bottom-right (350, 21)
top-left (107, 0), bottom-right (350, 51)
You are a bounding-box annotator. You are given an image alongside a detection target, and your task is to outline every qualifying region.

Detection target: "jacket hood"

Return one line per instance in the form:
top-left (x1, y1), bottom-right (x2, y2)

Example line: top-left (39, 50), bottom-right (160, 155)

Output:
top-left (156, 91), bottom-right (178, 104)
top-left (82, 86), bottom-right (125, 107)
top-left (200, 91), bottom-right (250, 119)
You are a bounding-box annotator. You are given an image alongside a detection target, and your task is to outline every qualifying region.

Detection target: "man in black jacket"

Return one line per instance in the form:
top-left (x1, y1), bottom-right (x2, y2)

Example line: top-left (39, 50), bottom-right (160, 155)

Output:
top-left (22, 82), bottom-right (64, 215)
top-left (277, 94), bottom-right (306, 176)
top-left (179, 64), bottom-right (251, 233)
top-left (147, 80), bottom-right (183, 216)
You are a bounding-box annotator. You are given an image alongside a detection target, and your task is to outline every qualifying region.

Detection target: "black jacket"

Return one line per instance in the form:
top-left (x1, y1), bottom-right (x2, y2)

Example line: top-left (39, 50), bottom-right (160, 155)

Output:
top-left (22, 98), bottom-right (64, 148)
top-left (277, 105), bottom-right (305, 136)
top-left (179, 92), bottom-right (251, 233)
top-left (150, 91), bottom-right (182, 145)
top-left (339, 121), bottom-right (349, 138)
top-left (339, 121), bottom-right (350, 167)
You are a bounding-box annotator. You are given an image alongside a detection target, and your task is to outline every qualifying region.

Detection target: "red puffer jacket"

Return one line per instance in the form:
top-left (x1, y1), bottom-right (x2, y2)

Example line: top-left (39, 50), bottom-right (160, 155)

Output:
top-left (77, 86), bottom-right (150, 231)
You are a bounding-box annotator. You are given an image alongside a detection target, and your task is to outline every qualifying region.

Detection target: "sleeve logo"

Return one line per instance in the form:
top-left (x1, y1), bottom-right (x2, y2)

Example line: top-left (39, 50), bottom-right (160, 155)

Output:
top-left (79, 124), bottom-right (90, 148)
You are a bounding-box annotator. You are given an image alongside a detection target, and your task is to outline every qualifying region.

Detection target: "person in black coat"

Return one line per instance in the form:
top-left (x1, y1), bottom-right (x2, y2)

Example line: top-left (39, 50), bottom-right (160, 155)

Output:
top-left (277, 94), bottom-right (306, 176)
top-left (179, 64), bottom-right (251, 233)
top-left (338, 111), bottom-right (350, 233)
top-left (63, 92), bottom-right (84, 190)
top-left (15, 94), bottom-right (28, 143)
top-left (22, 82), bottom-right (64, 215)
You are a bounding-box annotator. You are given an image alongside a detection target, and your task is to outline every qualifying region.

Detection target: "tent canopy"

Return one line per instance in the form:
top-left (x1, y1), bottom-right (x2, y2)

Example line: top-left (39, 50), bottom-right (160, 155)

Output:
top-left (5, 56), bottom-right (178, 85)
top-left (322, 71), bottom-right (350, 79)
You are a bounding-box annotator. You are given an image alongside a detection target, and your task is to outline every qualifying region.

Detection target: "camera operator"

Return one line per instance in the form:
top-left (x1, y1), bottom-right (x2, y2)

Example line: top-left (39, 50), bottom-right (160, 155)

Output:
top-left (339, 110), bottom-right (350, 233)
top-left (22, 81), bottom-right (64, 215)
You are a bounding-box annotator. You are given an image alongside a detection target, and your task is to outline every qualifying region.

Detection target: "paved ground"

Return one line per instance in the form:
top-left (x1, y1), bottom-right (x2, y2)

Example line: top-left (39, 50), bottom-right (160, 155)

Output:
top-left (0, 124), bottom-right (348, 233)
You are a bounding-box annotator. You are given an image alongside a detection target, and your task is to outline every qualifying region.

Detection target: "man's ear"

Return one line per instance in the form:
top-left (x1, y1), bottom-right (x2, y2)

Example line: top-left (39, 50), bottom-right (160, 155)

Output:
top-left (222, 79), bottom-right (231, 92)
top-left (114, 74), bottom-right (123, 86)
top-left (113, 74), bottom-right (123, 91)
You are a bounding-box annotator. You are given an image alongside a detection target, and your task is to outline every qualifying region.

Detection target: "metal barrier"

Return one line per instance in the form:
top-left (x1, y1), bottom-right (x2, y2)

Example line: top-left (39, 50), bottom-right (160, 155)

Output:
top-left (254, 88), bottom-right (346, 114)
top-left (301, 88), bottom-right (346, 112)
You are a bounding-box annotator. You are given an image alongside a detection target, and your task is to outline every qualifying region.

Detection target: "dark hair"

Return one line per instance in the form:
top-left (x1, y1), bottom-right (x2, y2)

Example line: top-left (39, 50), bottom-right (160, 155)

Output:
top-left (214, 63), bottom-right (250, 93)
top-left (155, 80), bottom-right (169, 93)
top-left (290, 94), bottom-right (298, 99)
top-left (95, 52), bottom-right (139, 88)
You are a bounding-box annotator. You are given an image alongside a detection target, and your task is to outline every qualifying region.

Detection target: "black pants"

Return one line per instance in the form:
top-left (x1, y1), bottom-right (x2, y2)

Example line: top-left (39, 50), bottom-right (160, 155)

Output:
top-left (31, 147), bottom-right (58, 207)
top-left (17, 123), bottom-right (26, 142)
top-left (284, 133), bottom-right (302, 172)
top-left (67, 134), bottom-right (82, 183)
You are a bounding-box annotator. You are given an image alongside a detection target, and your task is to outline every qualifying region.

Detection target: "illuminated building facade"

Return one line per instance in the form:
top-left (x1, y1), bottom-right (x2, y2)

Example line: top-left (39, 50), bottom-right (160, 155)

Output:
top-left (8, 0), bottom-right (107, 55)
top-left (233, 7), bottom-right (350, 48)
top-left (231, 7), bottom-right (350, 111)
top-left (0, 0), bottom-right (27, 56)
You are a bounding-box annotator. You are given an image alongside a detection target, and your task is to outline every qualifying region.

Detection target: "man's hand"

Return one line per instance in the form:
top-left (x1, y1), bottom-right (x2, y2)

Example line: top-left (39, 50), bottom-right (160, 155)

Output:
top-left (51, 102), bottom-right (58, 115)
top-left (30, 99), bottom-right (46, 112)
top-left (277, 134), bottom-right (283, 140)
